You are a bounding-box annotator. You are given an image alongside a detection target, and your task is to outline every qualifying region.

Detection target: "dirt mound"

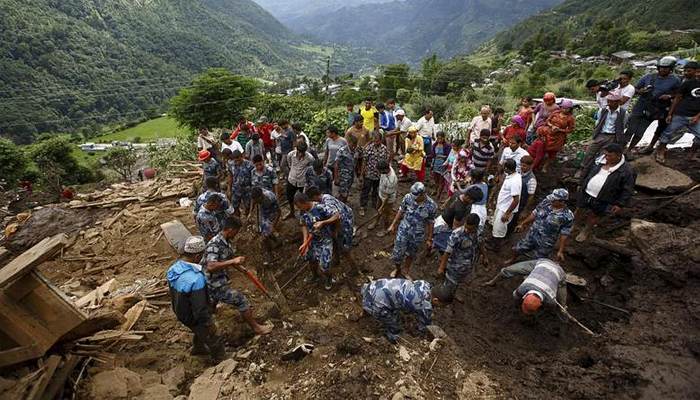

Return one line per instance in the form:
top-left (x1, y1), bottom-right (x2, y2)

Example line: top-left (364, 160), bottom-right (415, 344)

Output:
top-left (5, 207), bottom-right (107, 252)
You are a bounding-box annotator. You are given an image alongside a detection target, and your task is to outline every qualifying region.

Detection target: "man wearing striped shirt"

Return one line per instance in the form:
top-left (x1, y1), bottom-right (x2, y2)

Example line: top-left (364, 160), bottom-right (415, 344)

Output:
top-left (471, 129), bottom-right (495, 172)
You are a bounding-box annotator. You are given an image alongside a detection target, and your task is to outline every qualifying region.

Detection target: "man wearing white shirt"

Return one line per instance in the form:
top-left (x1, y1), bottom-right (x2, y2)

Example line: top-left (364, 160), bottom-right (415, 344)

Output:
top-left (489, 159), bottom-right (521, 249)
top-left (415, 108), bottom-right (435, 167)
top-left (220, 132), bottom-right (244, 155)
top-left (387, 109), bottom-right (412, 161)
top-left (498, 136), bottom-right (530, 175)
top-left (468, 107), bottom-right (492, 145)
top-left (617, 71), bottom-right (636, 113)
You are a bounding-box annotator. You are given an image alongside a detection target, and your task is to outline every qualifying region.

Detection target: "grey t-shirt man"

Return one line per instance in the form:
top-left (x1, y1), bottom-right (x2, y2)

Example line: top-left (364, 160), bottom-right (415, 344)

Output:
top-left (323, 137), bottom-right (347, 167)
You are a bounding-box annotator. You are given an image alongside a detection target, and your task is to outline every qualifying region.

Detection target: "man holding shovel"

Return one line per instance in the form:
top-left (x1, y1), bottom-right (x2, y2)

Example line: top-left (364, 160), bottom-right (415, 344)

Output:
top-left (203, 216), bottom-right (272, 336)
top-left (373, 161), bottom-right (398, 237)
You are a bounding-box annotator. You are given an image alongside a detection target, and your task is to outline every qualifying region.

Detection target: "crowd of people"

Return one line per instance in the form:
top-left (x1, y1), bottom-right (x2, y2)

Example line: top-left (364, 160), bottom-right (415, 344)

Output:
top-left (168, 57), bottom-right (700, 359)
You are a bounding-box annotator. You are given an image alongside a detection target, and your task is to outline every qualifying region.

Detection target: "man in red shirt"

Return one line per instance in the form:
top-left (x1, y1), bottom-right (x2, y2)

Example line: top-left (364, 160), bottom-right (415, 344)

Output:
top-left (231, 115), bottom-right (256, 140)
top-left (256, 116), bottom-right (275, 165)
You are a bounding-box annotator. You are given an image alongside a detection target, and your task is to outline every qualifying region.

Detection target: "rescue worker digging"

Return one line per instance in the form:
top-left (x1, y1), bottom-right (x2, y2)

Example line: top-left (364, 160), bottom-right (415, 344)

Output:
top-left (203, 216), bottom-right (272, 336)
top-left (249, 186), bottom-right (281, 249)
top-left (361, 278), bottom-right (453, 343)
top-left (436, 213), bottom-right (488, 296)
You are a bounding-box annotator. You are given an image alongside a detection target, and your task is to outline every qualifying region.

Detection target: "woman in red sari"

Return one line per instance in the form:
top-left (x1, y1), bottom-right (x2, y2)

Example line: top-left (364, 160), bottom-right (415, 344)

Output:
top-left (538, 100), bottom-right (575, 172)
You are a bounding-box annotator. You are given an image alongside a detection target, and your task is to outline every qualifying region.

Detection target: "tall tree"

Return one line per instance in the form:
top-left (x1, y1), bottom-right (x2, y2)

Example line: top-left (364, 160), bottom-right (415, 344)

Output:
top-left (377, 64), bottom-right (411, 101)
top-left (169, 68), bottom-right (259, 129)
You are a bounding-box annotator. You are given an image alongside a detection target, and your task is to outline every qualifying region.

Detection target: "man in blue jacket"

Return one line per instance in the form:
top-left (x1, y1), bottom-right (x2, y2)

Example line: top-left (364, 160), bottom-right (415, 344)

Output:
top-left (167, 236), bottom-right (225, 360)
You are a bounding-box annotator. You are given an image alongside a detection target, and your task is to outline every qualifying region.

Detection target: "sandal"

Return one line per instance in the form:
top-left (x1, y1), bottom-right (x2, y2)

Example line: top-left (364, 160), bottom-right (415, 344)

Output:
top-left (655, 155), bottom-right (666, 165)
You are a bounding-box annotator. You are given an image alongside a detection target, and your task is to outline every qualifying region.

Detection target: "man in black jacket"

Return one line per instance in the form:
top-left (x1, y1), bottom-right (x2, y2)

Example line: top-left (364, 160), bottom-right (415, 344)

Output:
top-left (167, 236), bottom-right (225, 360)
top-left (579, 93), bottom-right (627, 175)
top-left (574, 143), bottom-right (636, 242)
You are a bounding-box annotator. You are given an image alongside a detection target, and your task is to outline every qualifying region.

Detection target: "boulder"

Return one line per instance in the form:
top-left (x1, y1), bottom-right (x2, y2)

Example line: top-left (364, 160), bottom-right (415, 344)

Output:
top-left (187, 360), bottom-right (237, 400)
top-left (162, 365), bottom-right (186, 394)
top-left (137, 384), bottom-right (173, 400)
top-left (631, 157), bottom-right (695, 193)
top-left (90, 368), bottom-right (143, 400)
top-left (629, 219), bottom-right (700, 278)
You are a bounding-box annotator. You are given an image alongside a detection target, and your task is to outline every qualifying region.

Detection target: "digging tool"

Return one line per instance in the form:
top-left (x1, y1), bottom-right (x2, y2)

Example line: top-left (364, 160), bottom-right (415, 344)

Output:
top-left (244, 269), bottom-right (276, 303)
top-left (569, 287), bottom-right (630, 315)
top-left (280, 233), bottom-right (315, 291)
top-left (554, 299), bottom-right (597, 336)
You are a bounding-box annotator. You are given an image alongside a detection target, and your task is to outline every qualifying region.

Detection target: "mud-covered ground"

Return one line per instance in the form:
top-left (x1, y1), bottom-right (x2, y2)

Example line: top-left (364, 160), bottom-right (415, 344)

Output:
top-left (2, 149), bottom-right (700, 400)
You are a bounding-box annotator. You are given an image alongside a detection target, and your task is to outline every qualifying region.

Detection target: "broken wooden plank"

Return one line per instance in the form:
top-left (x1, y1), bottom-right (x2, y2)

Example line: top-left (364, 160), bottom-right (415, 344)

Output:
top-left (0, 233), bottom-right (69, 289)
top-left (120, 300), bottom-right (147, 331)
top-left (75, 278), bottom-right (118, 308)
top-left (70, 197), bottom-right (139, 209)
top-left (26, 355), bottom-right (61, 400)
top-left (59, 308), bottom-right (126, 342)
top-left (42, 354), bottom-right (81, 400)
top-left (0, 246), bottom-right (9, 263)
top-left (160, 220), bottom-right (193, 253)
top-left (77, 330), bottom-right (151, 342)
top-left (103, 210), bottom-right (125, 229)
top-left (0, 345), bottom-right (43, 369)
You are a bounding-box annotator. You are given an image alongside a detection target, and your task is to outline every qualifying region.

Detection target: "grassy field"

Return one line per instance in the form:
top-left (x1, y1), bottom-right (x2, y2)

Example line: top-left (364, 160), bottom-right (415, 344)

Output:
top-left (96, 117), bottom-right (188, 143)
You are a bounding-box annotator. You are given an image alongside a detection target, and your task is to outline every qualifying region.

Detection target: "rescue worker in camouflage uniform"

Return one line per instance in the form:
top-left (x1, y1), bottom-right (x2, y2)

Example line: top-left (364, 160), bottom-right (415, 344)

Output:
top-left (361, 278), bottom-right (453, 343)
top-left (334, 134), bottom-right (359, 203)
top-left (294, 191), bottom-right (341, 290)
top-left (505, 188), bottom-right (574, 264)
top-left (250, 186), bottom-right (281, 248)
top-left (305, 159), bottom-right (334, 195)
top-left (202, 216), bottom-right (272, 335)
top-left (306, 187), bottom-right (362, 274)
top-left (437, 214), bottom-right (488, 295)
top-left (484, 258), bottom-right (568, 319)
top-left (196, 194), bottom-right (224, 242)
top-left (227, 150), bottom-right (254, 217)
top-left (193, 176), bottom-right (235, 218)
top-left (388, 182), bottom-right (437, 280)
top-left (199, 149), bottom-right (221, 192)
top-left (251, 154), bottom-right (279, 200)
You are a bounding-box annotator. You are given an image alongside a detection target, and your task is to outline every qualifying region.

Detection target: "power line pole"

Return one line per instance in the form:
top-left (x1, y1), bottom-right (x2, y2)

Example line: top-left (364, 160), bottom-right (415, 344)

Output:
top-left (325, 56), bottom-right (330, 127)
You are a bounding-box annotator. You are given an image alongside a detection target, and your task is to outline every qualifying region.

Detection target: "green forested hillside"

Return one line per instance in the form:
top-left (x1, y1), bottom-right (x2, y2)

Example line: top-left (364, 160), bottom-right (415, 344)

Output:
top-left (492, 0), bottom-right (700, 55)
top-left (288, 0), bottom-right (562, 64)
top-left (0, 0), bottom-right (326, 144)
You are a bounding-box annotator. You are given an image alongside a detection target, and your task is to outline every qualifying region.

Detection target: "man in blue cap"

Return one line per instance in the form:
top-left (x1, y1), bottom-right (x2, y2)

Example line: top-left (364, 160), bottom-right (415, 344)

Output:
top-left (388, 182), bottom-right (437, 280)
top-left (506, 188), bottom-right (574, 263)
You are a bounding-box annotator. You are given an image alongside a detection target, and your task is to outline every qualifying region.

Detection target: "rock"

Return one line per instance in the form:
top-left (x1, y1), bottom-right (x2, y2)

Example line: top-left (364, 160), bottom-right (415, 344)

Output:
top-left (630, 219), bottom-right (700, 277)
top-left (215, 359), bottom-right (238, 379)
top-left (426, 325), bottom-right (447, 339)
top-left (630, 157), bottom-right (695, 193)
top-left (141, 371), bottom-right (162, 387)
top-left (137, 385), bottom-right (173, 400)
top-left (108, 293), bottom-right (145, 314)
top-left (391, 392), bottom-right (405, 400)
top-left (91, 368), bottom-right (143, 399)
top-left (131, 348), bottom-right (160, 367)
top-left (188, 376), bottom-right (223, 400)
top-left (174, 396), bottom-right (188, 400)
top-left (162, 365), bottom-right (186, 393)
top-left (398, 346), bottom-right (410, 362)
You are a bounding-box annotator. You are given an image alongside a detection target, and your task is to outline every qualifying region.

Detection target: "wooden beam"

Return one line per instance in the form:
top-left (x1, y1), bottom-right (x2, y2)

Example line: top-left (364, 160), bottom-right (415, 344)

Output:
top-left (41, 355), bottom-right (80, 400)
top-left (0, 234), bottom-right (69, 289)
top-left (75, 278), bottom-right (118, 308)
top-left (0, 247), bottom-right (9, 264)
top-left (26, 355), bottom-right (61, 400)
top-left (0, 344), bottom-right (42, 368)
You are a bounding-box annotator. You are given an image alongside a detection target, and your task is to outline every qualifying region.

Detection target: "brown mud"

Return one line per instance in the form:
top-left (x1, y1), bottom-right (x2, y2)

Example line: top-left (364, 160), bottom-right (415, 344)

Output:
top-left (1, 149), bottom-right (699, 400)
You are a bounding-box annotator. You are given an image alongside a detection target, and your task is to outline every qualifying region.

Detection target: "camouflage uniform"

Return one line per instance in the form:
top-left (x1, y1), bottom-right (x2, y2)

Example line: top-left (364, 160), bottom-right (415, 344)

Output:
top-left (321, 194), bottom-right (354, 254)
top-left (227, 159), bottom-right (254, 210)
top-left (361, 279), bottom-right (433, 341)
top-left (443, 226), bottom-right (483, 294)
top-left (196, 207), bottom-right (222, 239)
top-left (334, 144), bottom-right (356, 198)
top-left (202, 233), bottom-right (250, 313)
top-left (193, 191), bottom-right (235, 217)
top-left (305, 166), bottom-right (334, 195)
top-left (514, 199), bottom-right (574, 259)
top-left (392, 193), bottom-right (438, 265)
top-left (251, 166), bottom-right (279, 193)
top-left (257, 189), bottom-right (280, 238)
top-left (300, 201), bottom-right (337, 271)
top-left (201, 158), bottom-right (222, 190)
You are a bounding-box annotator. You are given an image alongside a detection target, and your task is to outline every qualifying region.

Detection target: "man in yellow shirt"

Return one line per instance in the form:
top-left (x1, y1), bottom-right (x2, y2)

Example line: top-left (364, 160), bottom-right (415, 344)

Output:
top-left (360, 98), bottom-right (379, 133)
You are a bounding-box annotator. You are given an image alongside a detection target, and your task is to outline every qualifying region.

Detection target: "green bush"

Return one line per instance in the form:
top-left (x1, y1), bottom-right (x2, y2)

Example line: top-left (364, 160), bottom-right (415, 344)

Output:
top-left (0, 138), bottom-right (28, 185)
top-left (306, 107), bottom-right (347, 144)
top-left (29, 136), bottom-right (95, 187)
top-left (568, 112), bottom-right (597, 144)
top-left (255, 95), bottom-right (321, 127)
top-left (133, 136), bottom-right (142, 143)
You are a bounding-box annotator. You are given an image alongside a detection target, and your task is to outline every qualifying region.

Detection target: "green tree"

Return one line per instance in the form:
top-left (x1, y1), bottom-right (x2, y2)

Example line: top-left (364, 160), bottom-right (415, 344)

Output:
top-left (169, 68), bottom-right (259, 129)
top-left (0, 138), bottom-right (28, 185)
top-left (377, 64), bottom-right (411, 101)
top-left (29, 136), bottom-right (94, 189)
top-left (103, 147), bottom-right (137, 182)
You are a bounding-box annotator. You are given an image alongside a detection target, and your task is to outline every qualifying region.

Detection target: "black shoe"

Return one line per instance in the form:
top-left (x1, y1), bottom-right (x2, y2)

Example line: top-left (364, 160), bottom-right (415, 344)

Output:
top-left (190, 345), bottom-right (209, 356)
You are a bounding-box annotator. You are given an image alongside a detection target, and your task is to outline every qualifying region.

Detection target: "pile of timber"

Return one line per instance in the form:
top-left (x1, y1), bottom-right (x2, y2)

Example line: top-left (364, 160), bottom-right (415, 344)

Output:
top-left (67, 162), bottom-right (201, 209)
